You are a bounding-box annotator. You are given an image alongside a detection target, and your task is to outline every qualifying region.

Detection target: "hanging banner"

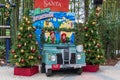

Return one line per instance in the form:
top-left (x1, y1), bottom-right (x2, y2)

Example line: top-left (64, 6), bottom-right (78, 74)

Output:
top-left (34, 0), bottom-right (70, 12)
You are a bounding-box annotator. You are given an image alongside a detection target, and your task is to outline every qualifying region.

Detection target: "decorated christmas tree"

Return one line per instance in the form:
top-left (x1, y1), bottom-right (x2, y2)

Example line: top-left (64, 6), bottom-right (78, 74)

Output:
top-left (83, 7), bottom-right (105, 65)
top-left (9, 15), bottom-right (41, 67)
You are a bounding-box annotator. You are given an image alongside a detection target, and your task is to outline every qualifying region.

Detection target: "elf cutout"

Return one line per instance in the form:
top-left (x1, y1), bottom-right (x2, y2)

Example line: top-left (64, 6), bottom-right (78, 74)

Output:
top-left (50, 31), bottom-right (56, 43)
top-left (61, 33), bottom-right (67, 43)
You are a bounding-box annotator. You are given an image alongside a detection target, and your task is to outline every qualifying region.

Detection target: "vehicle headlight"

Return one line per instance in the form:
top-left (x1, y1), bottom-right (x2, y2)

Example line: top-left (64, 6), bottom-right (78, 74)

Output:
top-left (77, 54), bottom-right (81, 60)
top-left (50, 55), bottom-right (56, 61)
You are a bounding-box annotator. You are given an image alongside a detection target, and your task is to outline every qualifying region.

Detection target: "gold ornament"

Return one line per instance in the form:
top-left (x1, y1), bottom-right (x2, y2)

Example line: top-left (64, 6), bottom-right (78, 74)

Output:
top-left (93, 40), bottom-right (96, 44)
top-left (101, 56), bottom-right (103, 58)
top-left (88, 43), bottom-right (91, 46)
top-left (97, 49), bottom-right (99, 52)
top-left (28, 56), bottom-right (31, 59)
top-left (30, 46), bottom-right (33, 50)
top-left (14, 55), bottom-right (17, 58)
top-left (24, 43), bottom-right (27, 46)
top-left (28, 27), bottom-right (31, 30)
top-left (91, 30), bottom-right (94, 33)
top-left (18, 32), bottom-right (21, 35)
top-left (20, 27), bottom-right (23, 30)
top-left (30, 56), bottom-right (34, 59)
top-left (15, 62), bottom-right (19, 66)
top-left (27, 21), bottom-right (30, 24)
top-left (26, 18), bottom-right (28, 21)
top-left (92, 21), bottom-right (96, 25)
top-left (85, 34), bottom-right (88, 37)
top-left (23, 16), bottom-right (26, 19)
top-left (97, 55), bottom-right (100, 58)
top-left (21, 49), bottom-right (24, 53)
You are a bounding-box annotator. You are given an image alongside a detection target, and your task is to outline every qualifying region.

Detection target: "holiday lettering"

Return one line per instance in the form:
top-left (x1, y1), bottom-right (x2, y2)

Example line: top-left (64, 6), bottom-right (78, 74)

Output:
top-left (43, 0), bottom-right (62, 7)
top-left (33, 13), bottom-right (54, 21)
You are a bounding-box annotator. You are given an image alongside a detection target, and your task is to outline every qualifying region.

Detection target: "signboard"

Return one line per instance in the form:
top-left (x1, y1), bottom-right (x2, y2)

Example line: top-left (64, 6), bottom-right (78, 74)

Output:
top-left (34, 0), bottom-right (70, 12)
top-left (33, 8), bottom-right (75, 44)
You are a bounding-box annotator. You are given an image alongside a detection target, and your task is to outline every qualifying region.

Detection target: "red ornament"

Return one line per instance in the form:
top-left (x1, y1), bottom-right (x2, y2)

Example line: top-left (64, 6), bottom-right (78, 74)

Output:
top-left (18, 35), bottom-right (21, 40)
top-left (18, 44), bottom-right (22, 48)
top-left (29, 34), bottom-right (32, 38)
top-left (38, 56), bottom-right (41, 60)
top-left (84, 27), bottom-right (88, 30)
top-left (11, 50), bottom-right (15, 54)
top-left (97, 43), bottom-right (101, 48)
top-left (21, 59), bottom-right (25, 63)
top-left (31, 49), bottom-right (36, 53)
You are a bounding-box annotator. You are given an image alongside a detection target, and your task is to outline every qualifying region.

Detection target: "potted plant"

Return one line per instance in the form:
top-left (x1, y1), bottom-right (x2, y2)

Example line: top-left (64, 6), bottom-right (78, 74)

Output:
top-left (82, 8), bottom-right (105, 72)
top-left (9, 15), bottom-right (41, 76)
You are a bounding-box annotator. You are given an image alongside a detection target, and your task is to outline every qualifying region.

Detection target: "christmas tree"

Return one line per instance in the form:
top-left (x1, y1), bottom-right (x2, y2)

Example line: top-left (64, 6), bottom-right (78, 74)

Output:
top-left (83, 6), bottom-right (105, 65)
top-left (9, 15), bottom-right (41, 67)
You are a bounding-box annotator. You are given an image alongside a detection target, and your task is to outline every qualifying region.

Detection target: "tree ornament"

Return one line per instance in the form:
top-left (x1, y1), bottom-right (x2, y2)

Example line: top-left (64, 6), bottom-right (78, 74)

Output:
top-left (35, 42), bottom-right (38, 45)
top-left (18, 44), bottom-right (22, 48)
top-left (28, 27), bottom-right (31, 30)
top-left (88, 43), bottom-right (91, 46)
top-left (84, 27), bottom-right (88, 30)
top-left (100, 56), bottom-right (103, 58)
top-left (23, 16), bottom-right (26, 19)
top-left (30, 56), bottom-right (34, 59)
top-left (97, 49), bottom-right (100, 52)
top-left (18, 32), bottom-right (21, 36)
top-left (29, 34), bottom-right (32, 38)
top-left (21, 59), bottom-right (25, 63)
top-left (21, 49), bottom-right (24, 53)
top-left (38, 56), bottom-right (41, 60)
top-left (15, 62), bottom-right (19, 66)
top-left (93, 40), bottom-right (96, 44)
top-left (27, 21), bottom-right (30, 24)
top-left (97, 55), bottom-right (100, 58)
top-left (20, 27), bottom-right (23, 31)
top-left (24, 43), bottom-right (27, 46)
top-left (30, 46), bottom-right (33, 50)
top-left (88, 49), bottom-right (91, 53)
top-left (92, 21), bottom-right (96, 25)
top-left (32, 49), bottom-right (36, 53)
top-left (28, 56), bottom-right (31, 59)
top-left (85, 34), bottom-right (88, 37)
top-left (17, 35), bottom-right (21, 40)
top-left (14, 55), bottom-right (17, 58)
top-left (97, 43), bottom-right (101, 48)
top-left (26, 18), bottom-right (28, 21)
top-left (84, 50), bottom-right (86, 53)
top-left (11, 50), bottom-right (15, 54)
top-left (91, 30), bottom-right (94, 33)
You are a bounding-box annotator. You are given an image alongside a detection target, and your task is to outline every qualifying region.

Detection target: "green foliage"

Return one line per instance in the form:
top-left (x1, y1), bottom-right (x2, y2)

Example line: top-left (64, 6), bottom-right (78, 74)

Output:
top-left (9, 15), bottom-right (41, 68)
top-left (83, 9), bottom-right (105, 65)
top-left (75, 23), bottom-right (84, 45)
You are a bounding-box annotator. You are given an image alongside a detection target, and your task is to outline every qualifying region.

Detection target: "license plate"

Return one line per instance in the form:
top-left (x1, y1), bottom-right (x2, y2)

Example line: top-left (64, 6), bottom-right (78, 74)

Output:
top-left (52, 64), bottom-right (60, 70)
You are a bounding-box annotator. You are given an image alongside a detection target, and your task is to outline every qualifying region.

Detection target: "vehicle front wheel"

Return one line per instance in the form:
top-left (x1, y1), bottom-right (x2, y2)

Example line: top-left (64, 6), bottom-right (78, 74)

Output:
top-left (46, 69), bottom-right (52, 76)
top-left (76, 68), bottom-right (82, 75)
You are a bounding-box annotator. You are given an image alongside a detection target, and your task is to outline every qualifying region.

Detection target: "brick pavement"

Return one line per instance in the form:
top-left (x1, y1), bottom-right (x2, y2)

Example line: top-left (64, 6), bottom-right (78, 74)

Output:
top-left (0, 66), bottom-right (120, 80)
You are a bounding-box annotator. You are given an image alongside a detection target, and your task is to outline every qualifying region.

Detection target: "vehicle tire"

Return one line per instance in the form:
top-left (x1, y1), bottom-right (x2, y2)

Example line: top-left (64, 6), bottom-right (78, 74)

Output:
top-left (46, 69), bottom-right (52, 76)
top-left (41, 63), bottom-right (46, 73)
top-left (76, 68), bottom-right (82, 75)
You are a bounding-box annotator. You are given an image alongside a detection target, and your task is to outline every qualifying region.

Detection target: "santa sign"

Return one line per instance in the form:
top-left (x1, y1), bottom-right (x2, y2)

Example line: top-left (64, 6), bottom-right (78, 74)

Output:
top-left (34, 0), bottom-right (70, 12)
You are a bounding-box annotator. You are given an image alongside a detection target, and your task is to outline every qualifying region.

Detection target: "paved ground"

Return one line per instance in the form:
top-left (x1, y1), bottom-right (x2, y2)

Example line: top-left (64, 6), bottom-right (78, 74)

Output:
top-left (0, 65), bottom-right (120, 80)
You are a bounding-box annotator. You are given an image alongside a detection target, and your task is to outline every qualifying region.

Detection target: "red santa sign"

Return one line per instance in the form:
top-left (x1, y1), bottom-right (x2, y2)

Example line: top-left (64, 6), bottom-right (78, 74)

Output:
top-left (34, 0), bottom-right (70, 12)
